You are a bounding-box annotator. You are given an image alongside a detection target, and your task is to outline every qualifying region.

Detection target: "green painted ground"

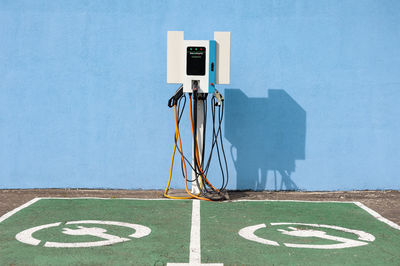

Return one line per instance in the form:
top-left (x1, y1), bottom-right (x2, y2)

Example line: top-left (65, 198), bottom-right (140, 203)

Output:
top-left (1, 199), bottom-right (400, 265)
top-left (201, 201), bottom-right (400, 265)
top-left (0, 199), bottom-right (192, 265)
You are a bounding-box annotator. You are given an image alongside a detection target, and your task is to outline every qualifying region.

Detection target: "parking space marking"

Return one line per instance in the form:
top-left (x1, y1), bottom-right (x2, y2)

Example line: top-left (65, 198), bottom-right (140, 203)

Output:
top-left (15, 220), bottom-right (151, 248)
top-left (168, 200), bottom-right (223, 266)
top-left (354, 202), bottom-right (400, 230)
top-left (239, 222), bottom-right (375, 249)
top-left (0, 198), bottom-right (41, 223)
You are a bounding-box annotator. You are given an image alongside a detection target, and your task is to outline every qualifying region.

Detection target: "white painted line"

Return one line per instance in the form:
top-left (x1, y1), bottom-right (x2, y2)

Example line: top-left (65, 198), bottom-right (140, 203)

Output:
top-left (38, 197), bottom-right (173, 200)
top-left (35, 197), bottom-right (354, 204)
top-left (0, 198), bottom-right (41, 223)
top-left (227, 199), bottom-right (357, 204)
top-left (354, 202), bottom-right (400, 231)
top-left (190, 200), bottom-right (201, 264)
top-left (167, 200), bottom-right (222, 266)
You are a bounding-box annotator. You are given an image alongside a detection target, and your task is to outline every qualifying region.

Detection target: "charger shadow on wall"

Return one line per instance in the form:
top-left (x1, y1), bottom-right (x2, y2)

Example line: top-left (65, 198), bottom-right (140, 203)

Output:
top-left (225, 89), bottom-right (306, 191)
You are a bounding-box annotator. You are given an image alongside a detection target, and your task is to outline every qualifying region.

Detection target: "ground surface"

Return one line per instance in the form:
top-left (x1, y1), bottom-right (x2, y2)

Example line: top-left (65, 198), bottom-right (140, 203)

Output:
top-left (1, 189), bottom-right (399, 224)
top-left (1, 197), bottom-right (399, 265)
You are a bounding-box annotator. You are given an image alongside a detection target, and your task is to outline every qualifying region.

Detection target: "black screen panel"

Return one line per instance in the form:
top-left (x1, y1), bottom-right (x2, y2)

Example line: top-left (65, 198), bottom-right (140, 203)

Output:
top-left (187, 47), bottom-right (206, 76)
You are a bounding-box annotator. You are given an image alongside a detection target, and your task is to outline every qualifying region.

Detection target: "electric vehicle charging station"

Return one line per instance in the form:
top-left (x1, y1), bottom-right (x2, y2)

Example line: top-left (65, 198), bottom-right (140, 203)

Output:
top-left (166, 31), bottom-right (231, 200)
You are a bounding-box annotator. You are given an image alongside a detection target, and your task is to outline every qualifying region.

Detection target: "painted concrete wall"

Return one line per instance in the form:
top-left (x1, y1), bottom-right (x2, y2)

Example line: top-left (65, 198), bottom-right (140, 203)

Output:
top-left (1, 0), bottom-right (399, 190)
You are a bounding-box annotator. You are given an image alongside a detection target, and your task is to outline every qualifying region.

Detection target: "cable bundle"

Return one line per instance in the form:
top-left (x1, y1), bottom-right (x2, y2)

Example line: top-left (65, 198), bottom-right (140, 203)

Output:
top-left (164, 87), bottom-right (228, 201)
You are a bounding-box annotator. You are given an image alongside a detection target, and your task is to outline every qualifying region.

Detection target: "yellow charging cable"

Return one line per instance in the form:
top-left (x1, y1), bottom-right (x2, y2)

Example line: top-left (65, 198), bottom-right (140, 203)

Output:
top-left (163, 131), bottom-right (192, 199)
top-left (164, 104), bottom-right (206, 200)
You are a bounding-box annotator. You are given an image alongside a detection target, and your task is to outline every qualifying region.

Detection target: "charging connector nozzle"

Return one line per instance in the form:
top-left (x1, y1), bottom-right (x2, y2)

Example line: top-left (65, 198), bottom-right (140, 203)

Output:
top-left (214, 89), bottom-right (224, 106)
top-left (168, 85), bottom-right (184, 108)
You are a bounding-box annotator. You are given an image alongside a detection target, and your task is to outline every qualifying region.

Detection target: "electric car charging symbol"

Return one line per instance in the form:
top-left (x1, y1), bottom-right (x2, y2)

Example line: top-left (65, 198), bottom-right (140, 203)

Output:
top-left (239, 222), bottom-right (375, 249)
top-left (15, 220), bottom-right (151, 248)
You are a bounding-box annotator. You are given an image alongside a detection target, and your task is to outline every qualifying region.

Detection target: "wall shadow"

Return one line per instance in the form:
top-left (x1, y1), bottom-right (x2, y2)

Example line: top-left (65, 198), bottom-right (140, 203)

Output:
top-left (225, 89), bottom-right (306, 190)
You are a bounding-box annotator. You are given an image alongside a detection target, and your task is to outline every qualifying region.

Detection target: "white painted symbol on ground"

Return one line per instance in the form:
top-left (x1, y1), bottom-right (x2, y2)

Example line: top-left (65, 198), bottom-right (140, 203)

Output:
top-left (15, 220), bottom-right (151, 248)
top-left (239, 222), bottom-right (375, 249)
top-left (167, 200), bottom-right (223, 266)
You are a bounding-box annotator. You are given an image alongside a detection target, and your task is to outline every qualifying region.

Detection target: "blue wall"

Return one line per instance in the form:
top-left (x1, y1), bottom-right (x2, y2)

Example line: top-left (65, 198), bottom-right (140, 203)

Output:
top-left (1, 0), bottom-right (400, 190)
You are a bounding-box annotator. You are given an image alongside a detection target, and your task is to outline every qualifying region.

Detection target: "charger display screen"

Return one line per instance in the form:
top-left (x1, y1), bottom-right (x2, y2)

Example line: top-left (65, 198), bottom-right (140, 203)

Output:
top-left (187, 47), bottom-right (206, 76)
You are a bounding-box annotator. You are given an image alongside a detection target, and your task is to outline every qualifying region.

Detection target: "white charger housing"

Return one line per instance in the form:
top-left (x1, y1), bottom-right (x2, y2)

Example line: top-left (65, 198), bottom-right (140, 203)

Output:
top-left (167, 31), bottom-right (230, 93)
